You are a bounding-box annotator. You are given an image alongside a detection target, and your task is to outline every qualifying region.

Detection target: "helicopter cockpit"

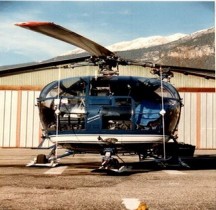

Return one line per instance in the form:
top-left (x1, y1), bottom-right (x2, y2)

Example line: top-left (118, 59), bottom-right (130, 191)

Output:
top-left (38, 76), bottom-right (181, 136)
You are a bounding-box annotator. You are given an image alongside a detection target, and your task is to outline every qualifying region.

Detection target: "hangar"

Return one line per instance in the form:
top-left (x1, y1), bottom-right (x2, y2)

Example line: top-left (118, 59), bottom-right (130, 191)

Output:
top-left (0, 61), bottom-right (215, 149)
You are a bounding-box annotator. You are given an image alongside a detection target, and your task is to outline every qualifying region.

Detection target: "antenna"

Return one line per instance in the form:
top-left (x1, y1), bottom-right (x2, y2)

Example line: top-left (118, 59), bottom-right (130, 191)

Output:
top-left (54, 66), bottom-right (62, 162)
top-left (159, 67), bottom-right (166, 160)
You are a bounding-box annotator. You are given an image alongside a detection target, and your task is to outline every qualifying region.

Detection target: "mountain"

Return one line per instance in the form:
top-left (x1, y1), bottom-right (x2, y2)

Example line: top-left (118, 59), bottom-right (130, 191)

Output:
top-left (116, 27), bottom-right (215, 70)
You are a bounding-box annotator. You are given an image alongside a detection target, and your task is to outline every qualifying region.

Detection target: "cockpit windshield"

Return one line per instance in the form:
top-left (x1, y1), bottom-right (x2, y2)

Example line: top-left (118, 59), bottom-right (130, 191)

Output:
top-left (39, 77), bottom-right (87, 100)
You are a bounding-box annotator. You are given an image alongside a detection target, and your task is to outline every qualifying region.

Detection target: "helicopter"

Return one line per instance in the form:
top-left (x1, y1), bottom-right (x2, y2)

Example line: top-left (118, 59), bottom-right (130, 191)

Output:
top-left (4, 21), bottom-right (214, 172)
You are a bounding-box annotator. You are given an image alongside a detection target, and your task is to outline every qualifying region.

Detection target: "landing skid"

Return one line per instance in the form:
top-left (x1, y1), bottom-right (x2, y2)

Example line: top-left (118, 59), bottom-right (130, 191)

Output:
top-left (26, 141), bottom-right (192, 172)
top-left (93, 165), bottom-right (132, 174)
top-left (26, 147), bottom-right (74, 168)
top-left (94, 158), bottom-right (189, 175)
top-left (138, 141), bottom-right (193, 169)
top-left (26, 159), bottom-right (58, 167)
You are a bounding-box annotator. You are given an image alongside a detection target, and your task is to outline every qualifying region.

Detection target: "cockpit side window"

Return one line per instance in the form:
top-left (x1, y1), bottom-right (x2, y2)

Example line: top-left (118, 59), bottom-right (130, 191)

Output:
top-left (40, 77), bottom-right (87, 101)
top-left (60, 78), bottom-right (87, 97)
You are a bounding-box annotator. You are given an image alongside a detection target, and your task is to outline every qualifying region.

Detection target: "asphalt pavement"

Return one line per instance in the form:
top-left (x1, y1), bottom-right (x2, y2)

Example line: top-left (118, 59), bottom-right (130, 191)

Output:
top-left (0, 149), bottom-right (215, 210)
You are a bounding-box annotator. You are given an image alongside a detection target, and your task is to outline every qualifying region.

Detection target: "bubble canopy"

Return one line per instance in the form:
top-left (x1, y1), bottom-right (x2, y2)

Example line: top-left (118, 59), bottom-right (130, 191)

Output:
top-left (39, 76), bottom-right (180, 100)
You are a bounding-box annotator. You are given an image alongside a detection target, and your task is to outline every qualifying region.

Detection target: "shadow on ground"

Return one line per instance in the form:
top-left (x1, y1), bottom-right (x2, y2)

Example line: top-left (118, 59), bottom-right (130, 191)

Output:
top-left (59, 155), bottom-right (216, 176)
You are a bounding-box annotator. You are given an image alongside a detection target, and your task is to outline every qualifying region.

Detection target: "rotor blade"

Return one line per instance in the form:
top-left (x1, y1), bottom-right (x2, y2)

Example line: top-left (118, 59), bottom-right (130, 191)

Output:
top-left (161, 65), bottom-right (215, 80)
top-left (127, 61), bottom-right (215, 79)
top-left (0, 55), bottom-right (90, 77)
top-left (15, 21), bottom-right (114, 57)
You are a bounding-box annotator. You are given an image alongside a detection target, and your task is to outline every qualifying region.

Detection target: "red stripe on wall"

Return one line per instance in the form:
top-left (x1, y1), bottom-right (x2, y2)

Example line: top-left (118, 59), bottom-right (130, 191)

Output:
top-left (178, 88), bottom-right (215, 92)
top-left (0, 86), bottom-right (42, 91)
top-left (196, 93), bottom-right (201, 149)
top-left (16, 90), bottom-right (22, 147)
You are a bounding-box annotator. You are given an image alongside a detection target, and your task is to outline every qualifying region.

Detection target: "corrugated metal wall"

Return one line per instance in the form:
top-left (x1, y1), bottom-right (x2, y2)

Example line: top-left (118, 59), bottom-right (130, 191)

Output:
top-left (0, 90), bottom-right (44, 148)
top-left (200, 93), bottom-right (216, 148)
top-left (178, 92), bottom-right (216, 148)
top-left (0, 90), bottom-right (215, 149)
top-left (0, 90), bottom-right (18, 147)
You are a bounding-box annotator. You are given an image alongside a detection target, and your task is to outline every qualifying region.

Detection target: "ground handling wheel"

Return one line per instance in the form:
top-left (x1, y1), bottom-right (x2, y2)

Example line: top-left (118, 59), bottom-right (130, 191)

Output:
top-left (36, 154), bottom-right (48, 164)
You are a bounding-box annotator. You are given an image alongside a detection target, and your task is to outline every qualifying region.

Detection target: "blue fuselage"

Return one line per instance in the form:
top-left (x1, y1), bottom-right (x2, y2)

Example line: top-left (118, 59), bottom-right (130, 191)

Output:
top-left (38, 76), bottom-right (182, 139)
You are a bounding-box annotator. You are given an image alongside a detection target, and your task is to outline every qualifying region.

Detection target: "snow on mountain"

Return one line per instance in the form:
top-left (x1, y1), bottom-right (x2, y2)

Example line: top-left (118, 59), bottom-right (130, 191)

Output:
top-left (62, 33), bottom-right (187, 56)
top-left (180, 27), bottom-right (214, 41)
top-left (107, 33), bottom-right (187, 51)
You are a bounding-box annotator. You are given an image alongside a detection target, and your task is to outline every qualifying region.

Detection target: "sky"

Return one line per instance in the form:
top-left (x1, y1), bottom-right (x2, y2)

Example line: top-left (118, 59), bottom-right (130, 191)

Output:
top-left (0, 1), bottom-right (215, 66)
